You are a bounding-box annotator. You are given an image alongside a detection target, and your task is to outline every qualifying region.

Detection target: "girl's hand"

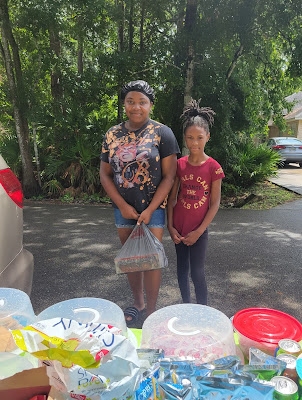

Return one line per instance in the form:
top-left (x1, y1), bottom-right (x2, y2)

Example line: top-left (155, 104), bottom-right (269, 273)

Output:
top-left (137, 208), bottom-right (152, 225)
top-left (120, 204), bottom-right (139, 220)
top-left (168, 226), bottom-right (184, 244)
top-left (182, 230), bottom-right (201, 246)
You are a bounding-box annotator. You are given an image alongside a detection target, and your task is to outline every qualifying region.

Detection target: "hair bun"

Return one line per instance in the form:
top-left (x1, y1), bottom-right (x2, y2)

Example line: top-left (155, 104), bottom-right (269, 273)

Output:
top-left (187, 109), bottom-right (199, 117)
top-left (181, 98), bottom-right (215, 127)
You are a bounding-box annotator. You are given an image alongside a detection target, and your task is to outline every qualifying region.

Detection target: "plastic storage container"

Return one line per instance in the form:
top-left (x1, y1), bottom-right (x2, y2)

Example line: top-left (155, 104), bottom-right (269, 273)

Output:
top-left (36, 297), bottom-right (128, 336)
top-left (140, 304), bottom-right (236, 363)
top-left (232, 308), bottom-right (302, 360)
top-left (0, 288), bottom-right (37, 379)
top-left (0, 287), bottom-right (36, 329)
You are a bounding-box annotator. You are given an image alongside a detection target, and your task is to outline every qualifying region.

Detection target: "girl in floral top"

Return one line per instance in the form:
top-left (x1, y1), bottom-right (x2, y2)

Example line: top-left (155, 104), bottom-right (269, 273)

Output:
top-left (100, 80), bottom-right (179, 325)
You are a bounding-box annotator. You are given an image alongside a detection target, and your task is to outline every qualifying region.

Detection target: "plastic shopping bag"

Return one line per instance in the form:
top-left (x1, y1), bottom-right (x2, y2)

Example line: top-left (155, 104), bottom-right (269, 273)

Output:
top-left (12, 318), bottom-right (141, 400)
top-left (115, 223), bottom-right (168, 274)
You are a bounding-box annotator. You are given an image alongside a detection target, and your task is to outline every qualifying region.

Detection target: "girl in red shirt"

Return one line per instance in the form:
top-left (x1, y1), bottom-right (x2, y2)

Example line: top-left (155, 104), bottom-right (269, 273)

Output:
top-left (167, 99), bottom-right (225, 304)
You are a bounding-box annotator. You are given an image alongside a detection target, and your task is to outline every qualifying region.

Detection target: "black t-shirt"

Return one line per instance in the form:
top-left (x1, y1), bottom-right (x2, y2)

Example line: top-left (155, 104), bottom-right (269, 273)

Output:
top-left (100, 119), bottom-right (180, 213)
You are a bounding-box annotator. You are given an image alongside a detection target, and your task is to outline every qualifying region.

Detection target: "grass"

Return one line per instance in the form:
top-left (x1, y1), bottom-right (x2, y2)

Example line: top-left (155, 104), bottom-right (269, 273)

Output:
top-left (221, 181), bottom-right (301, 209)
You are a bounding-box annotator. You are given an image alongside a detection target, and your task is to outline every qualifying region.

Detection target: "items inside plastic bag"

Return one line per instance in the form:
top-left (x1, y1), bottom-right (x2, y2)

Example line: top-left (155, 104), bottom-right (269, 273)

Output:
top-left (238, 347), bottom-right (286, 381)
top-left (194, 376), bottom-right (275, 400)
top-left (136, 348), bottom-right (165, 371)
top-left (157, 351), bottom-right (285, 400)
top-left (115, 222), bottom-right (168, 274)
top-left (136, 363), bottom-right (160, 400)
top-left (11, 318), bottom-right (141, 400)
top-left (159, 356), bottom-right (242, 384)
top-left (0, 289), bottom-right (38, 380)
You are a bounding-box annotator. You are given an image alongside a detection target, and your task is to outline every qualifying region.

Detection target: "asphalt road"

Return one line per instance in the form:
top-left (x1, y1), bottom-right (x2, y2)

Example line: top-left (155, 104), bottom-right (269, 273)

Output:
top-left (23, 173), bottom-right (302, 326)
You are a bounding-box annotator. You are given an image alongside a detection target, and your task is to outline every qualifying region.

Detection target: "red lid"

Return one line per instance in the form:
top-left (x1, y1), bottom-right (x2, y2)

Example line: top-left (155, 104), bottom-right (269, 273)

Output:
top-left (233, 308), bottom-right (302, 344)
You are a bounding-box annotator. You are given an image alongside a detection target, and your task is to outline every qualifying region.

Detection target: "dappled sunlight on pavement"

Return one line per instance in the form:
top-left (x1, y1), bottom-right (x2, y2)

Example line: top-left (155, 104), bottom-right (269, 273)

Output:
top-left (23, 201), bottom-right (302, 324)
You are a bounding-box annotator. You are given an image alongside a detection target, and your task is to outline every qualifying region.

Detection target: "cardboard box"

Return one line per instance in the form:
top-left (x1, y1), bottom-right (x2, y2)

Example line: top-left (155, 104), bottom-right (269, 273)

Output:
top-left (0, 366), bottom-right (50, 400)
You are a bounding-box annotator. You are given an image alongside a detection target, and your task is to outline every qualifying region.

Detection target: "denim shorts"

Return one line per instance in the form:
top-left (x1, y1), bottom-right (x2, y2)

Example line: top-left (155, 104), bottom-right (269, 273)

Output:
top-left (114, 208), bottom-right (165, 228)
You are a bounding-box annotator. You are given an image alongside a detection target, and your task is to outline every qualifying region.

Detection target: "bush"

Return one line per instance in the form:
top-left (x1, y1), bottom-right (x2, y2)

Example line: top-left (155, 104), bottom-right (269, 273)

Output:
top-left (220, 136), bottom-right (281, 192)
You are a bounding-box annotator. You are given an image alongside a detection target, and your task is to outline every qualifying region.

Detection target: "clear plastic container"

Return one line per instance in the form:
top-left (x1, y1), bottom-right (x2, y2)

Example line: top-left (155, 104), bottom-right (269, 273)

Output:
top-left (0, 287), bottom-right (36, 329)
top-left (140, 304), bottom-right (236, 363)
top-left (0, 288), bottom-right (37, 379)
top-left (36, 297), bottom-right (128, 336)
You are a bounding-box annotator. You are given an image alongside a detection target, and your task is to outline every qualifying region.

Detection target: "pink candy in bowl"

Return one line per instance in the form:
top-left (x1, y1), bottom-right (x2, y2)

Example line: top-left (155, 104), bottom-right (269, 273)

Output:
top-left (140, 304), bottom-right (237, 364)
top-left (232, 308), bottom-right (302, 361)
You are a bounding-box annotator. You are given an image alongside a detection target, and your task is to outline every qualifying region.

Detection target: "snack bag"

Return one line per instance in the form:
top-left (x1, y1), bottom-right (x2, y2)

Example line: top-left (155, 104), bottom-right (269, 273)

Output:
top-left (0, 316), bottom-right (39, 380)
top-left (236, 347), bottom-right (286, 381)
top-left (194, 376), bottom-right (275, 400)
top-left (11, 318), bottom-right (141, 400)
top-left (136, 363), bottom-right (160, 400)
top-left (115, 223), bottom-right (167, 274)
top-left (158, 381), bottom-right (193, 400)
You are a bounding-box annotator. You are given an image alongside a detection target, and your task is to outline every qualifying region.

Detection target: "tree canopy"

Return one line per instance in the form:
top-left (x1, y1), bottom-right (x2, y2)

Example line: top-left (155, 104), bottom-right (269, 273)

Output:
top-left (0, 0), bottom-right (301, 196)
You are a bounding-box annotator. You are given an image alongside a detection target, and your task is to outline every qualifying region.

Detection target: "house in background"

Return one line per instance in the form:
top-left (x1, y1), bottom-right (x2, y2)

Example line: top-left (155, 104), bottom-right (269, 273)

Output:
top-left (268, 91), bottom-right (302, 140)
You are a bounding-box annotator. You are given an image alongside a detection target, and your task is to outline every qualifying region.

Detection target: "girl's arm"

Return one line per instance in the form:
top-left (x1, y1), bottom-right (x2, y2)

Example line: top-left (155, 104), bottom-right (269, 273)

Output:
top-left (138, 154), bottom-right (177, 225)
top-left (99, 161), bottom-right (139, 220)
top-left (182, 178), bottom-right (222, 246)
top-left (167, 176), bottom-right (183, 244)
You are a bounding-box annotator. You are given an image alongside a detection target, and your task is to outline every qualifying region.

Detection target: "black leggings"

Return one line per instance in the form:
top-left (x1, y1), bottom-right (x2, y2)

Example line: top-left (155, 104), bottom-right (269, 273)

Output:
top-left (175, 229), bottom-right (208, 305)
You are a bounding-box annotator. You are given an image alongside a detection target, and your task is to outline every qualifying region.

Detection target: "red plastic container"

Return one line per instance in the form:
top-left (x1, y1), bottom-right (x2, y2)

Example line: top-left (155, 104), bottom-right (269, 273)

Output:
top-left (233, 308), bottom-right (302, 360)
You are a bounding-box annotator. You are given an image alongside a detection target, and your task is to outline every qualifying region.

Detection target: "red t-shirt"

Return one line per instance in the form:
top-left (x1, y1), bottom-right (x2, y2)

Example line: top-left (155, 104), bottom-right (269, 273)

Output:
top-left (173, 156), bottom-right (225, 236)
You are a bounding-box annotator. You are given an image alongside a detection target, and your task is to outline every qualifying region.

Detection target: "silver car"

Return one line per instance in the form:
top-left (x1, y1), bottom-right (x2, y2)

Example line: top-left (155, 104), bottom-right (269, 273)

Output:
top-left (0, 155), bottom-right (34, 295)
top-left (267, 137), bottom-right (302, 167)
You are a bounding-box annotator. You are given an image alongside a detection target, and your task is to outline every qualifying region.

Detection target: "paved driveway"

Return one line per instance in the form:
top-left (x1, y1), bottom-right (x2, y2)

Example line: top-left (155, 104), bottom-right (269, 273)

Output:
top-left (269, 163), bottom-right (302, 195)
top-left (24, 197), bottom-right (302, 326)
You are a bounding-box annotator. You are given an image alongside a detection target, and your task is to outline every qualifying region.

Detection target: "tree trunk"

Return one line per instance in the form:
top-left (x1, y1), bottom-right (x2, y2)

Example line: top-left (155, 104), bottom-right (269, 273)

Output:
top-left (128, 0), bottom-right (134, 52)
top-left (49, 26), bottom-right (63, 100)
top-left (77, 14), bottom-right (84, 74)
top-left (183, 0), bottom-right (197, 105)
top-left (184, 43), bottom-right (194, 106)
top-left (0, 0), bottom-right (39, 197)
top-left (226, 43), bottom-right (244, 80)
top-left (116, 0), bottom-right (125, 123)
top-left (140, 0), bottom-right (145, 52)
top-left (32, 123), bottom-right (41, 187)
top-left (116, 0), bottom-right (124, 53)
top-left (77, 37), bottom-right (84, 74)
top-left (182, 0), bottom-right (197, 155)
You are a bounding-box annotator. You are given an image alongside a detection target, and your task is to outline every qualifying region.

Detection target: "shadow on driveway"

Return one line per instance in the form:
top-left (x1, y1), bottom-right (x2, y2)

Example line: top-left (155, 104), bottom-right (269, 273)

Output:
top-left (24, 201), bottom-right (302, 326)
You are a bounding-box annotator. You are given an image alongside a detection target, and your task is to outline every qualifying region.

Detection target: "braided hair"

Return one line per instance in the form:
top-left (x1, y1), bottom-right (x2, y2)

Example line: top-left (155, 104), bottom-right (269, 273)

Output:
top-left (181, 98), bottom-right (215, 134)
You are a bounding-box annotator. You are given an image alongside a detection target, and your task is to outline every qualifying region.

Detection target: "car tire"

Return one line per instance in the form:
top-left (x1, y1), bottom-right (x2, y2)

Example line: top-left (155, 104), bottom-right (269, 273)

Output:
top-left (299, 163), bottom-right (302, 168)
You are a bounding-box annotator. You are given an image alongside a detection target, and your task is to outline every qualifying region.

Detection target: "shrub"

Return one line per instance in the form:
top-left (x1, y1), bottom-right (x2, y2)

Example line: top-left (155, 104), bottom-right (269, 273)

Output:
top-left (42, 179), bottom-right (63, 198)
top-left (220, 136), bottom-right (281, 192)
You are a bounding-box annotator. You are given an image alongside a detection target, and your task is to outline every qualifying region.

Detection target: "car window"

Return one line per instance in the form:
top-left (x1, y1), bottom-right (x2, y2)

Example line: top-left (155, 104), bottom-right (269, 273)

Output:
top-left (276, 138), bottom-right (302, 145)
top-left (267, 139), bottom-right (274, 145)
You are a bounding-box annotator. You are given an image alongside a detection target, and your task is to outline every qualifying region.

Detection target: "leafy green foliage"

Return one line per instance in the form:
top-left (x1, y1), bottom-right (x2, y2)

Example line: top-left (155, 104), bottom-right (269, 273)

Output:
top-left (43, 179), bottom-right (64, 197)
top-left (1, 0), bottom-right (301, 200)
top-left (219, 137), bottom-right (282, 192)
top-left (0, 133), bottom-right (21, 176)
top-left (60, 193), bottom-right (75, 203)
